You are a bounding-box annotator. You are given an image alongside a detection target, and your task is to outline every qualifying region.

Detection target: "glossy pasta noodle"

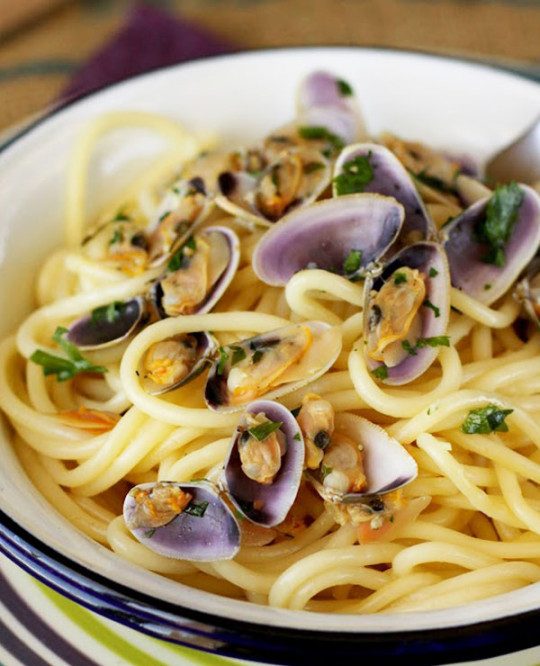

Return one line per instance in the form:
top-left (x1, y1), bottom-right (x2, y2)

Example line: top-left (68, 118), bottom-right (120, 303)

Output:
top-left (3, 73), bottom-right (540, 615)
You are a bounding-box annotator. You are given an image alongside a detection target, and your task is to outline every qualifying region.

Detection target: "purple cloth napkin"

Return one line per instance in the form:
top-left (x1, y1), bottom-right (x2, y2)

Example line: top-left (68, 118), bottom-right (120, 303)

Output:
top-left (60, 4), bottom-right (232, 102)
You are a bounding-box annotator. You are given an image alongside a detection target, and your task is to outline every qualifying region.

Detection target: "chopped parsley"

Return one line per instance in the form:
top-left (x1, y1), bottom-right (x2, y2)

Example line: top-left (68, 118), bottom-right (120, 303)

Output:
top-left (113, 211), bottom-right (130, 221)
top-left (475, 183), bottom-right (524, 267)
top-left (429, 267), bottom-right (439, 278)
top-left (484, 283), bottom-right (492, 291)
top-left (333, 153), bottom-right (374, 195)
top-left (230, 346), bottom-right (247, 366)
top-left (143, 528), bottom-right (156, 538)
top-left (336, 78), bottom-right (353, 96)
top-left (30, 326), bottom-right (108, 382)
top-left (423, 299), bottom-right (440, 318)
top-left (303, 161), bottom-right (325, 174)
top-left (158, 210), bottom-right (171, 222)
top-left (216, 347), bottom-right (229, 375)
top-left (293, 432), bottom-right (302, 441)
top-left (461, 404), bottom-right (513, 434)
top-left (412, 169), bottom-right (455, 194)
top-left (393, 271), bottom-right (408, 285)
top-left (320, 463), bottom-right (333, 481)
top-left (91, 301), bottom-right (126, 325)
top-left (371, 365), bottom-right (389, 380)
top-left (109, 229), bottom-right (124, 246)
top-left (343, 249), bottom-right (363, 276)
top-left (416, 336), bottom-right (450, 348)
top-left (252, 349), bottom-right (264, 364)
top-left (401, 340), bottom-right (418, 356)
top-left (298, 125), bottom-right (344, 153)
top-left (248, 420), bottom-right (283, 441)
top-left (167, 236), bottom-right (196, 272)
top-left (184, 500), bottom-right (209, 518)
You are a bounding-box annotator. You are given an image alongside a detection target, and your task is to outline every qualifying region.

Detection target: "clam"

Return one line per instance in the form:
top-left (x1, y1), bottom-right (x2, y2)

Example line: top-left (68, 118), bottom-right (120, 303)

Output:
top-left (309, 413), bottom-right (417, 515)
top-left (123, 481), bottom-right (240, 561)
top-left (205, 321), bottom-right (342, 413)
top-left (141, 331), bottom-right (217, 396)
top-left (215, 147), bottom-right (332, 227)
top-left (66, 297), bottom-right (147, 350)
top-left (443, 183), bottom-right (540, 305)
top-left (515, 254), bottom-right (540, 328)
top-left (334, 143), bottom-right (436, 244)
top-left (253, 194), bottom-right (404, 286)
top-left (363, 242), bottom-right (450, 385)
top-left (82, 216), bottom-right (148, 274)
top-left (148, 226), bottom-right (240, 318)
top-left (222, 400), bottom-right (304, 526)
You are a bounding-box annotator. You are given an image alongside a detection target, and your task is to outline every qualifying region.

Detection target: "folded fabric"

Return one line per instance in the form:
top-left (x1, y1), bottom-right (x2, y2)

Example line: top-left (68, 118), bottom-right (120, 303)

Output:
top-left (60, 4), bottom-right (232, 102)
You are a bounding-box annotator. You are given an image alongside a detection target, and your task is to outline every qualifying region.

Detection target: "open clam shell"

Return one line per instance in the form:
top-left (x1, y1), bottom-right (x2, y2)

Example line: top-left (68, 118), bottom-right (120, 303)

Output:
top-left (66, 297), bottom-right (147, 350)
top-left (443, 184), bottom-right (540, 305)
top-left (253, 194), bottom-right (404, 286)
top-left (334, 143), bottom-right (436, 245)
top-left (223, 400), bottom-right (304, 527)
top-left (140, 331), bottom-right (218, 396)
top-left (149, 225), bottom-right (240, 318)
top-left (364, 242), bottom-right (450, 385)
top-left (215, 147), bottom-right (331, 227)
top-left (205, 321), bottom-right (342, 413)
top-left (309, 413), bottom-right (417, 505)
top-left (123, 481), bottom-right (240, 561)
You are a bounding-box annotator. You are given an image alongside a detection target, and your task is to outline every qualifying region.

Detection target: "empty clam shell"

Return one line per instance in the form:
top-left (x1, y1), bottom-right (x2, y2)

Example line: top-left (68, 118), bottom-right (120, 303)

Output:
top-left (364, 242), bottom-right (450, 385)
top-left (123, 480), bottom-right (240, 561)
top-left (223, 400), bottom-right (304, 527)
top-left (253, 193), bottom-right (404, 286)
top-left (205, 321), bottom-right (342, 413)
top-left (334, 143), bottom-right (437, 245)
top-left (310, 413), bottom-right (417, 504)
top-left (66, 297), bottom-right (146, 350)
top-left (443, 184), bottom-right (540, 305)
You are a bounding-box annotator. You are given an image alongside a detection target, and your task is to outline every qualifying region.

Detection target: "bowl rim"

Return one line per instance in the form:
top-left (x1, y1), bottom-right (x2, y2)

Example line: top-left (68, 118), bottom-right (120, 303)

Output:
top-left (1, 45), bottom-right (540, 663)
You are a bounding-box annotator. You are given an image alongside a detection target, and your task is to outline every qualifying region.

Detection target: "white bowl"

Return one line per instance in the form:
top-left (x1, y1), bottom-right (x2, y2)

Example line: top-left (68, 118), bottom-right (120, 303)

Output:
top-left (1, 47), bottom-right (539, 664)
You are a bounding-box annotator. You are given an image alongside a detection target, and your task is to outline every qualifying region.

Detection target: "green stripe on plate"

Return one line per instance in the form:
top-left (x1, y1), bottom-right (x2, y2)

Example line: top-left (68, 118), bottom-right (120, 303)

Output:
top-left (37, 582), bottom-right (236, 666)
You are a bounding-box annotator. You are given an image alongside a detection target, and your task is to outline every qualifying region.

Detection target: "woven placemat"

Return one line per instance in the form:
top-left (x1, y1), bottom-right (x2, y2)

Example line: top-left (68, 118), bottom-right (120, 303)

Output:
top-left (0, 0), bottom-right (539, 132)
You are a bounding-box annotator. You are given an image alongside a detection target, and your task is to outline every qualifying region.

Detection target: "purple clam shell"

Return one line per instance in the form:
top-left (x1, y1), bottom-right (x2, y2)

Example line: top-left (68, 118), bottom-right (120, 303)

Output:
top-left (297, 71), bottom-right (349, 111)
top-left (67, 297), bottom-right (145, 349)
top-left (253, 194), bottom-right (404, 286)
top-left (365, 242), bottom-right (450, 386)
top-left (334, 143), bottom-right (437, 244)
top-left (443, 184), bottom-right (540, 305)
top-left (150, 225), bottom-right (240, 318)
top-left (123, 481), bottom-right (240, 561)
top-left (223, 400), bottom-right (304, 527)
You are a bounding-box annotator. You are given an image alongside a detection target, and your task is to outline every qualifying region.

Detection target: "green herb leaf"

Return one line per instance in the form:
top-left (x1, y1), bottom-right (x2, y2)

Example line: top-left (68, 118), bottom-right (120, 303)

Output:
top-left (109, 228), bottom-right (124, 246)
top-left (401, 340), bottom-right (418, 356)
top-left (298, 126), bottom-right (344, 153)
top-left (475, 183), bottom-right (524, 267)
top-left (303, 161), bottom-right (325, 175)
top-left (484, 283), bottom-right (492, 291)
top-left (320, 463), bottom-right (333, 481)
top-left (293, 432), bottom-right (302, 441)
top-left (393, 271), bottom-right (408, 285)
top-left (231, 346), bottom-right (247, 366)
top-left (336, 79), bottom-right (353, 96)
top-left (416, 336), bottom-right (450, 348)
top-left (91, 301), bottom-right (126, 325)
top-left (248, 420), bottom-right (283, 442)
top-left (429, 267), bottom-right (439, 278)
top-left (343, 249), bottom-right (363, 275)
top-left (423, 299), bottom-right (440, 318)
top-left (333, 153), bottom-right (374, 195)
top-left (216, 347), bottom-right (229, 375)
top-left (143, 528), bottom-right (156, 538)
top-left (371, 365), bottom-right (388, 380)
top-left (158, 211), bottom-right (171, 222)
top-left (30, 327), bottom-right (108, 382)
top-left (412, 169), bottom-right (455, 194)
top-left (184, 500), bottom-right (209, 518)
top-left (461, 404), bottom-right (513, 434)
top-left (167, 236), bottom-right (197, 272)
top-left (113, 211), bottom-right (130, 221)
